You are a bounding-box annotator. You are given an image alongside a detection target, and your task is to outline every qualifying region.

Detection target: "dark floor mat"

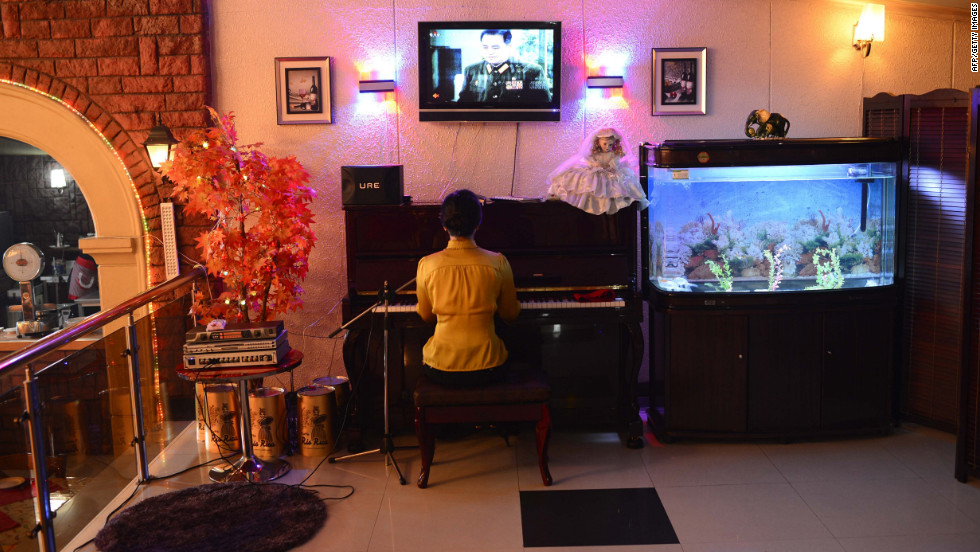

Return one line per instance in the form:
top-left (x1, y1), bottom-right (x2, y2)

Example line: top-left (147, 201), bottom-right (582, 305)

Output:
top-left (520, 487), bottom-right (679, 547)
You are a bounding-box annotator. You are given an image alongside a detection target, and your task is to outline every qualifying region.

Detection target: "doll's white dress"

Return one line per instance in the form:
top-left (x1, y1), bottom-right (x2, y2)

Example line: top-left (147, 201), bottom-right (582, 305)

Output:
top-left (546, 141), bottom-right (649, 215)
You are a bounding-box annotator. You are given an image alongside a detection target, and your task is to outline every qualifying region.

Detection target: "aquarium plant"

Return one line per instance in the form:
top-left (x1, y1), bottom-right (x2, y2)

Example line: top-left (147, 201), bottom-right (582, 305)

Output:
top-left (806, 247), bottom-right (844, 290)
top-left (704, 256), bottom-right (734, 292)
top-left (764, 244), bottom-right (790, 291)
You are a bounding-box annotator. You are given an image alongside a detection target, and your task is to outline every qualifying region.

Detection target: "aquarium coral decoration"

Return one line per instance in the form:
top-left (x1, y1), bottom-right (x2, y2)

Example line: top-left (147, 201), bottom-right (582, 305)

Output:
top-left (818, 210), bottom-right (830, 232)
top-left (764, 244), bottom-right (790, 291)
top-left (806, 248), bottom-right (844, 290)
top-left (703, 256), bottom-right (734, 292)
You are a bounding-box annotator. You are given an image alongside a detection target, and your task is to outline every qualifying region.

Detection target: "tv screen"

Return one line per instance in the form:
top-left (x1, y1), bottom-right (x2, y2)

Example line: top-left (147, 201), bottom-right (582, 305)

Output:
top-left (418, 21), bottom-right (561, 122)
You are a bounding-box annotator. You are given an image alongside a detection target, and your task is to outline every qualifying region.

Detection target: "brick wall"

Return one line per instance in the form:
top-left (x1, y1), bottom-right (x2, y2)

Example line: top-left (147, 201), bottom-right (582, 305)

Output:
top-left (0, 0), bottom-right (213, 286)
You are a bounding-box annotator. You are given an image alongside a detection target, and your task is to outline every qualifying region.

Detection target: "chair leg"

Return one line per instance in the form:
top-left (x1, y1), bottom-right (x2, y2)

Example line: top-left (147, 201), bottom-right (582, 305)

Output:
top-left (535, 404), bottom-right (552, 486)
top-left (415, 406), bottom-right (434, 488)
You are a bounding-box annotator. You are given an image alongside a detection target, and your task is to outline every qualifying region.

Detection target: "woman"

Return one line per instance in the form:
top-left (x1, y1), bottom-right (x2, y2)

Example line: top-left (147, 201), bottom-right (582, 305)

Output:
top-left (415, 189), bottom-right (521, 387)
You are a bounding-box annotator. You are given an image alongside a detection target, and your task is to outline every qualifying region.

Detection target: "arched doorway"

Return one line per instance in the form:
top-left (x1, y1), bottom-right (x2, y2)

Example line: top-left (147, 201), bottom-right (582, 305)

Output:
top-left (0, 82), bottom-right (147, 320)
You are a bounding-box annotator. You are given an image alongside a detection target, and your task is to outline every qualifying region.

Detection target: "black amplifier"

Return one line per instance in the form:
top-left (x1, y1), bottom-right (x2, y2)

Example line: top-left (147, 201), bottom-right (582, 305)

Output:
top-left (341, 164), bottom-right (404, 206)
top-left (185, 321), bottom-right (284, 343)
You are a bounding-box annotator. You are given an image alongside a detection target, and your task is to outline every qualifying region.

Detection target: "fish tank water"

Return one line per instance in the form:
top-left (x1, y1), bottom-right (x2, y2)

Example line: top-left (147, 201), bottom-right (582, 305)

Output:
top-left (641, 139), bottom-right (900, 294)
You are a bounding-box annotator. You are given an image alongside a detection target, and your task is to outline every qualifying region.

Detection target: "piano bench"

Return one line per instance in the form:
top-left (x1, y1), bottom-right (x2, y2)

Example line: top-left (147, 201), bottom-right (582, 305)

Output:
top-left (412, 368), bottom-right (553, 489)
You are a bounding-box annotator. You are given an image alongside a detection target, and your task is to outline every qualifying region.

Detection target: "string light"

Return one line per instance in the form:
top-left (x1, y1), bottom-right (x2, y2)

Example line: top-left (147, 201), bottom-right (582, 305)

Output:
top-left (2, 78), bottom-right (165, 424)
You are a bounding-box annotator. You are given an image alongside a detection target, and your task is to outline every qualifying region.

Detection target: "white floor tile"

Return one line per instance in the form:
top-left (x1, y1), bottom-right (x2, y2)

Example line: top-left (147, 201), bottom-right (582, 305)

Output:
top-left (793, 478), bottom-right (977, 538)
top-left (657, 483), bottom-right (832, 543)
top-left (760, 438), bottom-right (919, 482)
top-left (873, 424), bottom-right (959, 480)
top-left (927, 476), bottom-right (980, 524)
top-left (516, 430), bottom-right (652, 490)
top-left (680, 539), bottom-right (846, 552)
top-left (531, 546), bottom-right (683, 552)
top-left (643, 442), bottom-right (786, 487)
top-left (837, 532), bottom-right (980, 552)
top-left (64, 422), bottom-right (979, 552)
top-left (390, 431), bottom-right (519, 492)
top-left (368, 490), bottom-right (524, 552)
top-left (289, 490), bottom-right (384, 552)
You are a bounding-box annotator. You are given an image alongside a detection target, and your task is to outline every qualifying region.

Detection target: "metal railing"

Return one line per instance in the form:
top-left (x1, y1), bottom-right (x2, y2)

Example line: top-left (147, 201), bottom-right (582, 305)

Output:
top-left (0, 265), bottom-right (206, 552)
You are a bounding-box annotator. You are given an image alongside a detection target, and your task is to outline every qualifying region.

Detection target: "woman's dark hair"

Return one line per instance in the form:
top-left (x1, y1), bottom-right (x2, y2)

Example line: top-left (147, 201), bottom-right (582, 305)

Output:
top-left (441, 189), bottom-right (482, 237)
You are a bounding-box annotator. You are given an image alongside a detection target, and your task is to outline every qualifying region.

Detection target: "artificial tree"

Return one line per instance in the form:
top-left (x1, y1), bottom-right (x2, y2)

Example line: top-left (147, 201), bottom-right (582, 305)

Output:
top-left (161, 107), bottom-right (316, 323)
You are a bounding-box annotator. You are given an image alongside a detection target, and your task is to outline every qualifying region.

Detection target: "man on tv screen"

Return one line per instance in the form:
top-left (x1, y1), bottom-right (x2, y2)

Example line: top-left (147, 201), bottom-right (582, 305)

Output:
top-left (458, 29), bottom-right (551, 104)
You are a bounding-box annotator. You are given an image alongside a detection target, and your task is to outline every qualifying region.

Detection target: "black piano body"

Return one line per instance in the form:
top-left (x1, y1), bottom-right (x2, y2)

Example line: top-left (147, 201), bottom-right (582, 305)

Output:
top-left (340, 200), bottom-right (645, 448)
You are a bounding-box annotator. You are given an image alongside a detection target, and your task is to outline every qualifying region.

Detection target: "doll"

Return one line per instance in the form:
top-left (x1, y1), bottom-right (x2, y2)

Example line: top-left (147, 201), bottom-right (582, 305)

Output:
top-left (546, 128), bottom-right (648, 215)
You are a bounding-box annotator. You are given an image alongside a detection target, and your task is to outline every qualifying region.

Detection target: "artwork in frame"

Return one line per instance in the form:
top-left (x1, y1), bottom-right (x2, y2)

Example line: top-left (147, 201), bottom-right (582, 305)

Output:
top-left (652, 47), bottom-right (707, 116)
top-left (275, 57), bottom-right (332, 124)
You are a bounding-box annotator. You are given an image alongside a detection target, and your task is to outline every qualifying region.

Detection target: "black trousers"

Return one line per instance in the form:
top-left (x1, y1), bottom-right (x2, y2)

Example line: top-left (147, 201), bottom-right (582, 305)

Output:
top-left (423, 363), bottom-right (508, 388)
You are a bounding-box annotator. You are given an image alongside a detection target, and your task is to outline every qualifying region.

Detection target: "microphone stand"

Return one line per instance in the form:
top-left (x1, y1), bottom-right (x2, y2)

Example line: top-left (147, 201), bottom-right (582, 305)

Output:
top-left (327, 278), bottom-right (414, 485)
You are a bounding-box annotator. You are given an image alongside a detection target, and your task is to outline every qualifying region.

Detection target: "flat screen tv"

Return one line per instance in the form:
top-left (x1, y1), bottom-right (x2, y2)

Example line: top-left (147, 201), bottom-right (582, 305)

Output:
top-left (418, 21), bottom-right (561, 122)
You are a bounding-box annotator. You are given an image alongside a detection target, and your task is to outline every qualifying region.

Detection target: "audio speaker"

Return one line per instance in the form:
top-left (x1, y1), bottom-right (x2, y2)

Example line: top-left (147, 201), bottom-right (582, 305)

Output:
top-left (341, 165), bottom-right (403, 206)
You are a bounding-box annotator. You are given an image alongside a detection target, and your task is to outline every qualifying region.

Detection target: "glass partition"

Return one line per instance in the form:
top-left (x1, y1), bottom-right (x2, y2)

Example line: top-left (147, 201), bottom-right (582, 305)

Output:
top-left (0, 293), bottom-right (194, 550)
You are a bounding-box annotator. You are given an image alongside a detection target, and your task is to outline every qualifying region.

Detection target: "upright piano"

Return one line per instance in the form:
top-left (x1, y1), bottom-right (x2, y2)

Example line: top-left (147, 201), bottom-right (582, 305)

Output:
top-left (340, 200), bottom-right (645, 447)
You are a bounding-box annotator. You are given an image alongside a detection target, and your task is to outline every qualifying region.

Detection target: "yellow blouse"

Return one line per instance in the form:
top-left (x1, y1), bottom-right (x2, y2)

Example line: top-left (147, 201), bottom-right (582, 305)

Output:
top-left (416, 237), bottom-right (521, 372)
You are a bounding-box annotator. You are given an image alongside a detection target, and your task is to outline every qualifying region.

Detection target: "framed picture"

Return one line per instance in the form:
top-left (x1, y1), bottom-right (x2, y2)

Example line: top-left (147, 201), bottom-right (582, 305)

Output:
top-left (275, 57), bottom-right (331, 124)
top-left (652, 47), bottom-right (707, 116)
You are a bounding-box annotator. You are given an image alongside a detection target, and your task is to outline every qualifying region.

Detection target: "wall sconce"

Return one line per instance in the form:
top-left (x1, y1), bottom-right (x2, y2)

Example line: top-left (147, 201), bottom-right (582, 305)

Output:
top-left (50, 168), bottom-right (67, 189)
top-left (142, 113), bottom-right (178, 169)
top-left (586, 75), bottom-right (624, 89)
top-left (359, 79), bottom-right (396, 93)
top-left (853, 4), bottom-right (885, 57)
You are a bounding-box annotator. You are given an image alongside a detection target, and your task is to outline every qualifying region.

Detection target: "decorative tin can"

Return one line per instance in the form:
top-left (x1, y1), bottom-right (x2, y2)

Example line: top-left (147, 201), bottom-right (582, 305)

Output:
top-left (312, 375), bottom-right (350, 412)
top-left (195, 382), bottom-right (209, 441)
top-left (205, 384), bottom-right (240, 453)
top-left (249, 387), bottom-right (286, 461)
top-left (298, 385), bottom-right (337, 456)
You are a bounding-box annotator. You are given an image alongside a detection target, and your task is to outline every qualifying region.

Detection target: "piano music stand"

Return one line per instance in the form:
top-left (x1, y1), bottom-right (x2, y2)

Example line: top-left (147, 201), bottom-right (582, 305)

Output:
top-left (327, 280), bottom-right (409, 485)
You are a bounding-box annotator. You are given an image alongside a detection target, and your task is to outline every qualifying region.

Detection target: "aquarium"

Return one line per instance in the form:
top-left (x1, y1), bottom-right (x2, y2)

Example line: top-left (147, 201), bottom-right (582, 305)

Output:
top-left (641, 139), bottom-right (900, 294)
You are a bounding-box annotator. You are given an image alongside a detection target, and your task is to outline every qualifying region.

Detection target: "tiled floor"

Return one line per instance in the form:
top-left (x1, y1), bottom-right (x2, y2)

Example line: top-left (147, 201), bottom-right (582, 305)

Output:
top-left (69, 421), bottom-right (979, 552)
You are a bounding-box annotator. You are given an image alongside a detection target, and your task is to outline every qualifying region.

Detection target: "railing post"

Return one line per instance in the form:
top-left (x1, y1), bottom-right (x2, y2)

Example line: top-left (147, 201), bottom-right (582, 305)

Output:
top-left (125, 313), bottom-right (150, 482)
top-left (22, 368), bottom-right (56, 552)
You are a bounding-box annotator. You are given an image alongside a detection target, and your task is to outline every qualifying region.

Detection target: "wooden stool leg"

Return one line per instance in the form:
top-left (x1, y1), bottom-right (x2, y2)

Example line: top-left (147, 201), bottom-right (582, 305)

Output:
top-left (415, 406), bottom-right (434, 488)
top-left (535, 404), bottom-right (553, 486)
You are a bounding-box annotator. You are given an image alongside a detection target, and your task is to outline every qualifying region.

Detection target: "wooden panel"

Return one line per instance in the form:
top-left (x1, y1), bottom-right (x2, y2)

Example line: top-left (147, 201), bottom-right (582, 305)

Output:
top-left (747, 313), bottom-right (822, 432)
top-left (862, 92), bottom-right (904, 138)
top-left (667, 313), bottom-right (747, 433)
top-left (866, 89), bottom-right (972, 431)
top-left (822, 307), bottom-right (893, 430)
top-left (957, 88), bottom-right (980, 481)
top-left (903, 96), bottom-right (970, 429)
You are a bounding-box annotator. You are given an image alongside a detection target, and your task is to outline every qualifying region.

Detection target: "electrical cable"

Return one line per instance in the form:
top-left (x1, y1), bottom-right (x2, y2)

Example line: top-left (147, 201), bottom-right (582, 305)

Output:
top-left (510, 122), bottom-right (520, 196)
top-left (296, 307), bottom-right (377, 487)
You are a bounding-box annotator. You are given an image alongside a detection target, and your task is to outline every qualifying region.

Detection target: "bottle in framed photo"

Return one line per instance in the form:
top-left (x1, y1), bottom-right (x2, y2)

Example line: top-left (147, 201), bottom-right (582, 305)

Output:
top-left (309, 76), bottom-right (319, 111)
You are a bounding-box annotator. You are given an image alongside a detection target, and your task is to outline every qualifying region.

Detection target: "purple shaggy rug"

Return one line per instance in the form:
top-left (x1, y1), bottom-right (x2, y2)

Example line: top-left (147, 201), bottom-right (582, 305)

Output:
top-left (94, 481), bottom-right (326, 552)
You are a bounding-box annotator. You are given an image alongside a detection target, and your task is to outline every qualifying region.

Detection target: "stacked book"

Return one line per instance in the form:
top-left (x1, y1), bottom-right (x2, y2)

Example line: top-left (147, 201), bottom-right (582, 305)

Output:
top-left (182, 321), bottom-right (290, 369)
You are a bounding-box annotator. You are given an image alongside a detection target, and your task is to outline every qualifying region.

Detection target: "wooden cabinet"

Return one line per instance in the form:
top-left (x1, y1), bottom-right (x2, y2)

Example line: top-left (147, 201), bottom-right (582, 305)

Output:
top-left (654, 291), bottom-right (895, 440)
top-left (667, 313), bottom-right (747, 433)
top-left (747, 312), bottom-right (822, 433)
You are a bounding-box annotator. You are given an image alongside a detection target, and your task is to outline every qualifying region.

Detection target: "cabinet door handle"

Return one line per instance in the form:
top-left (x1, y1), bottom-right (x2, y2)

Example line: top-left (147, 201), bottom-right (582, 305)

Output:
top-left (737, 353), bottom-right (744, 359)
top-left (826, 350), bottom-right (832, 356)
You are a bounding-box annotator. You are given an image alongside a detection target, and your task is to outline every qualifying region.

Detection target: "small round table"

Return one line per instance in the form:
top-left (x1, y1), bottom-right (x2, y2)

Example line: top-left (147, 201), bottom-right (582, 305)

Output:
top-left (177, 349), bottom-right (303, 482)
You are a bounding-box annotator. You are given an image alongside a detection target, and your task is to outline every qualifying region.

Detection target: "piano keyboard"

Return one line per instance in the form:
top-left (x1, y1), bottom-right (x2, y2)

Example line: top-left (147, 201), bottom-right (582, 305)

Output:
top-left (369, 298), bottom-right (626, 313)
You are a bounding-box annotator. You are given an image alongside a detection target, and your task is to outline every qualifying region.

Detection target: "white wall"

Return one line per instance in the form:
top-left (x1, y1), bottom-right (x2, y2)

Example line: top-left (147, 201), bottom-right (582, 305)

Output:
top-left (210, 0), bottom-right (972, 385)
